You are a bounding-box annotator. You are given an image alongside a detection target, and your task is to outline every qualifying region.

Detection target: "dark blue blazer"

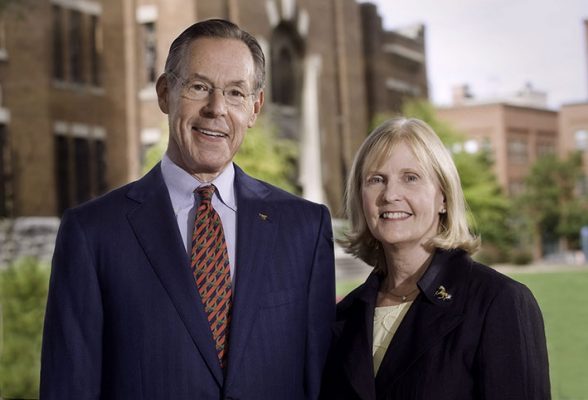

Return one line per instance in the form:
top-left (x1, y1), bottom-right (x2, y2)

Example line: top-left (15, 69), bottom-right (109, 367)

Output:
top-left (320, 249), bottom-right (550, 400)
top-left (40, 164), bottom-right (335, 400)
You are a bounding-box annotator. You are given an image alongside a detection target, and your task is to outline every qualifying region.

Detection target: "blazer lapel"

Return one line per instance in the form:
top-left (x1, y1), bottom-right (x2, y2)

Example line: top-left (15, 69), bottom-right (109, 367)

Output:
top-left (126, 165), bottom-right (224, 385)
top-left (375, 250), bottom-right (469, 395)
top-left (224, 167), bottom-right (278, 384)
top-left (339, 274), bottom-right (380, 400)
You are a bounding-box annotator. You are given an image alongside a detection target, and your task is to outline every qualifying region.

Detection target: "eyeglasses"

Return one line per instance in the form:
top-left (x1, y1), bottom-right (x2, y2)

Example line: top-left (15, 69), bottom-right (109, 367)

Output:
top-left (166, 71), bottom-right (256, 107)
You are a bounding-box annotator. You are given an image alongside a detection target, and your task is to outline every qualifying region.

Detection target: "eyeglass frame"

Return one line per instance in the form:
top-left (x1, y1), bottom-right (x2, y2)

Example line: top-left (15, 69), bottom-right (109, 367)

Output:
top-left (165, 70), bottom-right (258, 107)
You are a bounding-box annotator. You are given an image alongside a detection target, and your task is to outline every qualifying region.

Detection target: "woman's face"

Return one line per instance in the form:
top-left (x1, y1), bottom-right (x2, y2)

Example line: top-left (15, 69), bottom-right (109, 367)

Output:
top-left (361, 141), bottom-right (445, 252)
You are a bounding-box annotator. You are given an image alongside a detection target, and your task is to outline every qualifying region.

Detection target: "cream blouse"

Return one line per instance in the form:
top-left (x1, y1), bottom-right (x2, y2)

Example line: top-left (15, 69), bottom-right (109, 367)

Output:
top-left (372, 302), bottom-right (413, 374)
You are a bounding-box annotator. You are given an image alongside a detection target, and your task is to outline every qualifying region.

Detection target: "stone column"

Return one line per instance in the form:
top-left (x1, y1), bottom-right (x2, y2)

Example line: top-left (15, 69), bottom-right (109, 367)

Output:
top-left (299, 54), bottom-right (324, 204)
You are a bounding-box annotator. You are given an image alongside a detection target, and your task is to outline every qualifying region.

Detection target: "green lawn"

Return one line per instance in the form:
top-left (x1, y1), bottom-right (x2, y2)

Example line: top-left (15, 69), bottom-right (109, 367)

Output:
top-left (511, 270), bottom-right (588, 400)
top-left (336, 269), bottom-right (588, 400)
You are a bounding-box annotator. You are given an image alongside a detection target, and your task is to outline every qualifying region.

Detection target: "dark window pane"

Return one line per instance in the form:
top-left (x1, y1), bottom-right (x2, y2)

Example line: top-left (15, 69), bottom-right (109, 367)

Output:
top-left (52, 5), bottom-right (64, 80)
top-left (74, 137), bottom-right (91, 204)
top-left (55, 135), bottom-right (70, 214)
top-left (90, 15), bottom-right (101, 86)
top-left (0, 125), bottom-right (6, 217)
top-left (95, 139), bottom-right (107, 194)
top-left (143, 22), bottom-right (157, 84)
top-left (69, 10), bottom-right (83, 83)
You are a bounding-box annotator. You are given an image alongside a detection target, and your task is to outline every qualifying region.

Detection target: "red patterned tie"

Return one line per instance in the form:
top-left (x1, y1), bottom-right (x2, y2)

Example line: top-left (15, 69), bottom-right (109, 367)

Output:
top-left (191, 185), bottom-right (232, 368)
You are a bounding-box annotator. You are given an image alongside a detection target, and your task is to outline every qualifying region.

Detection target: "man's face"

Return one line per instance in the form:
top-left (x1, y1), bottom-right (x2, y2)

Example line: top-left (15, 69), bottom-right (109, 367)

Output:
top-left (157, 37), bottom-right (264, 181)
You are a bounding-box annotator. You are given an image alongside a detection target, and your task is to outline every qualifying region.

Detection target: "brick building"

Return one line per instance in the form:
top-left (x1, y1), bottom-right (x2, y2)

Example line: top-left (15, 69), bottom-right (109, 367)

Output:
top-left (0, 0), bottom-right (429, 218)
top-left (558, 20), bottom-right (588, 191)
top-left (437, 86), bottom-right (559, 196)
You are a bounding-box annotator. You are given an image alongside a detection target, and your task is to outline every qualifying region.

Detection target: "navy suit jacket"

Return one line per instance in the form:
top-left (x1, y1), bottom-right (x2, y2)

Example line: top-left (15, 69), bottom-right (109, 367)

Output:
top-left (40, 163), bottom-right (335, 400)
top-left (320, 249), bottom-right (550, 400)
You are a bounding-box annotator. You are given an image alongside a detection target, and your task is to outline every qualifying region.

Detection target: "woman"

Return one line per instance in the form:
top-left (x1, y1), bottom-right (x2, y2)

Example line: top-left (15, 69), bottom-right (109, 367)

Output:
top-left (320, 118), bottom-right (550, 399)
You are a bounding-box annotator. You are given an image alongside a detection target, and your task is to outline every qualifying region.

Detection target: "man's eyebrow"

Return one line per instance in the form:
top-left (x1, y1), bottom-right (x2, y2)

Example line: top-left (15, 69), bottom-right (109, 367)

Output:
top-left (185, 73), bottom-right (250, 88)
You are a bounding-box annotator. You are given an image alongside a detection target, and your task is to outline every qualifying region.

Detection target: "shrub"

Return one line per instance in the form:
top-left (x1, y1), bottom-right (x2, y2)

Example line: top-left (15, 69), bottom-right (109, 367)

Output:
top-left (0, 257), bottom-right (50, 399)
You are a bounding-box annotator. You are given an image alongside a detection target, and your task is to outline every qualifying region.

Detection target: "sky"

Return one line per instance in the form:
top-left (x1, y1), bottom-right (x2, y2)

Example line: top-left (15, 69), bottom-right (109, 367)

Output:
top-left (359, 0), bottom-right (588, 109)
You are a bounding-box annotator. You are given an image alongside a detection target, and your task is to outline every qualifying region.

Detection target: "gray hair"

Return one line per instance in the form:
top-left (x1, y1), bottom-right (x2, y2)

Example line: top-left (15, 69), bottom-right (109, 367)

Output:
top-left (164, 19), bottom-right (266, 92)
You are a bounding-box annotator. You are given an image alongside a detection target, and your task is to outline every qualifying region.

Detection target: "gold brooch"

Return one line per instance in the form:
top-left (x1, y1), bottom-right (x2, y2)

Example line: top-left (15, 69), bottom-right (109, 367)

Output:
top-left (258, 212), bottom-right (269, 221)
top-left (434, 285), bottom-right (452, 301)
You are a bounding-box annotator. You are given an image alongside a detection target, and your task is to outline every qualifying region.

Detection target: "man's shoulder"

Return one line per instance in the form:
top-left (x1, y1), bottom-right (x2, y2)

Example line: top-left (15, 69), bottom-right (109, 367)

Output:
top-left (235, 166), bottom-right (327, 211)
top-left (65, 167), bottom-right (163, 221)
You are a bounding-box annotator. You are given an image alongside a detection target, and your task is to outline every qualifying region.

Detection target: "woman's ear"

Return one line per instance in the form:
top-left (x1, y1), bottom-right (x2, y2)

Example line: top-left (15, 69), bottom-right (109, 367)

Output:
top-left (439, 196), bottom-right (447, 214)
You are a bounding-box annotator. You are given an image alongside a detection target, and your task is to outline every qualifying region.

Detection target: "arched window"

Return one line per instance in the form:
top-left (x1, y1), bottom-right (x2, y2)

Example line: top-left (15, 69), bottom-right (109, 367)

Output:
top-left (270, 23), bottom-right (304, 107)
top-left (575, 129), bottom-right (588, 151)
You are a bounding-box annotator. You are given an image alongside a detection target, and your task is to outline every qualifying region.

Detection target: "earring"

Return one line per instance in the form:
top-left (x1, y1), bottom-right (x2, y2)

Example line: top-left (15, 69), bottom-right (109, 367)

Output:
top-left (439, 208), bottom-right (447, 214)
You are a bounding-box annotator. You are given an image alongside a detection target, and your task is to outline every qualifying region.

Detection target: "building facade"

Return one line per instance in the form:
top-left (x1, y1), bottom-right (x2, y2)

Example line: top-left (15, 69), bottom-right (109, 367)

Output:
top-left (0, 0), bottom-right (428, 218)
top-left (360, 2), bottom-right (428, 125)
top-left (559, 101), bottom-right (588, 192)
top-left (438, 88), bottom-right (559, 197)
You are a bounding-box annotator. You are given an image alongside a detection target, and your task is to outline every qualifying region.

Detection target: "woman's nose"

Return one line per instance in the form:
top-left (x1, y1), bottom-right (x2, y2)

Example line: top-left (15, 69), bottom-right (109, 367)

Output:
top-left (381, 184), bottom-right (403, 203)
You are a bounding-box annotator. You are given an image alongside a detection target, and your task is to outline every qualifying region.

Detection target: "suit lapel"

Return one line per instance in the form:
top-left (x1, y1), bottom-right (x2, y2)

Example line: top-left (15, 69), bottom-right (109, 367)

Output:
top-left (225, 167), bottom-right (278, 383)
top-left (375, 250), bottom-right (469, 395)
top-left (126, 165), bottom-right (224, 386)
top-left (339, 274), bottom-right (380, 400)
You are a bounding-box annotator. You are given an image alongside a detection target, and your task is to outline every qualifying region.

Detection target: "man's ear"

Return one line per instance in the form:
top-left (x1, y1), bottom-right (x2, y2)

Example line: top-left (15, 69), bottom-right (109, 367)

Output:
top-left (156, 74), bottom-right (170, 114)
top-left (248, 90), bottom-right (265, 128)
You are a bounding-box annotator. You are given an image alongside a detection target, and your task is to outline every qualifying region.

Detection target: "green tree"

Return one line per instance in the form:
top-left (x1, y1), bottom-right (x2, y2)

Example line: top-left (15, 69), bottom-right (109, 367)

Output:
top-left (233, 115), bottom-right (298, 193)
top-left (371, 99), bottom-right (512, 262)
top-left (517, 152), bottom-right (588, 256)
top-left (141, 125), bottom-right (169, 175)
top-left (0, 258), bottom-right (50, 400)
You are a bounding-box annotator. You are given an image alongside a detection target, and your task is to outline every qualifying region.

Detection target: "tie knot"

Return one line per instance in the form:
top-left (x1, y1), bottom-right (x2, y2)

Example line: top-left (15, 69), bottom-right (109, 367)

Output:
top-left (196, 185), bottom-right (216, 202)
top-left (196, 185), bottom-right (216, 203)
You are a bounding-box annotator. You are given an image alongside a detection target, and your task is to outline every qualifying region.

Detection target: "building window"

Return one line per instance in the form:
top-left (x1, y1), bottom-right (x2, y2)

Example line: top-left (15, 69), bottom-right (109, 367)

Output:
top-left (142, 21), bottom-right (157, 85)
top-left (55, 135), bottom-right (70, 215)
top-left (74, 137), bottom-right (91, 204)
top-left (69, 10), bottom-right (83, 83)
top-left (54, 126), bottom-right (107, 214)
top-left (272, 47), bottom-right (296, 105)
top-left (90, 14), bottom-right (102, 86)
top-left (95, 139), bottom-right (107, 193)
top-left (507, 137), bottom-right (528, 164)
top-left (0, 124), bottom-right (6, 217)
top-left (270, 23), bottom-right (303, 107)
top-left (537, 141), bottom-right (555, 157)
top-left (575, 129), bottom-right (588, 151)
top-left (52, 5), bottom-right (65, 80)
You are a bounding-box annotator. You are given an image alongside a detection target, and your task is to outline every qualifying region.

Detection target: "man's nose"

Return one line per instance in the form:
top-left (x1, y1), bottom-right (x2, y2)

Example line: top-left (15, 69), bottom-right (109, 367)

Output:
top-left (200, 89), bottom-right (227, 117)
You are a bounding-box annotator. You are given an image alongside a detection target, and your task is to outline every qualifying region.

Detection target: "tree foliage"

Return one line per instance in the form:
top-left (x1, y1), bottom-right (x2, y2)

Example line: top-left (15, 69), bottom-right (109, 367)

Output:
top-left (0, 257), bottom-right (50, 399)
top-left (517, 152), bottom-right (588, 251)
top-left (233, 115), bottom-right (299, 193)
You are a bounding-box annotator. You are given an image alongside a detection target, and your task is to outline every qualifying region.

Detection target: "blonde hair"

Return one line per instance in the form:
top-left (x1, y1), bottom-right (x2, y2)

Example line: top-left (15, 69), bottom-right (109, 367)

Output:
top-left (342, 117), bottom-right (480, 272)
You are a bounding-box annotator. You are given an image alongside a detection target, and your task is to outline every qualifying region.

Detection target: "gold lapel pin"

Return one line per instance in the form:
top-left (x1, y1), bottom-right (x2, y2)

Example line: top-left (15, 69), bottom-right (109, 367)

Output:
top-left (434, 285), bottom-right (452, 301)
top-left (258, 212), bottom-right (269, 221)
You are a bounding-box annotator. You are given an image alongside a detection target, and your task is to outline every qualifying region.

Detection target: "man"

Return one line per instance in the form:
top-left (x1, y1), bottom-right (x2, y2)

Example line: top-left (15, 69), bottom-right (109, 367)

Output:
top-left (40, 19), bottom-right (335, 399)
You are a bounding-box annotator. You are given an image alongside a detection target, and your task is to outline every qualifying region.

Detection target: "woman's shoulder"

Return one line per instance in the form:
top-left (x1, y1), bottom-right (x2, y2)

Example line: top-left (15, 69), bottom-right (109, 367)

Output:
top-left (336, 272), bottom-right (379, 318)
top-left (464, 258), bottom-right (539, 312)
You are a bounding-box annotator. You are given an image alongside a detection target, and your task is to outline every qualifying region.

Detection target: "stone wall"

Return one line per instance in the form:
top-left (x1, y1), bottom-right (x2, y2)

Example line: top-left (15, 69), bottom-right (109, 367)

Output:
top-left (0, 218), bottom-right (60, 267)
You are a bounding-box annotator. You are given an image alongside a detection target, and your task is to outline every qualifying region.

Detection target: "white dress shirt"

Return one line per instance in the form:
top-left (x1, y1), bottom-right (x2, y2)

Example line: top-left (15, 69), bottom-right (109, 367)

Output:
top-left (160, 154), bottom-right (237, 278)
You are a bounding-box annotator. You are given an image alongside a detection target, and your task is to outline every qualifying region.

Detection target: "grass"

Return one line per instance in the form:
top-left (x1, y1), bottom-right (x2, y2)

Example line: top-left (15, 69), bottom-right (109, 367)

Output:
top-left (336, 269), bottom-right (588, 400)
top-left (511, 270), bottom-right (588, 400)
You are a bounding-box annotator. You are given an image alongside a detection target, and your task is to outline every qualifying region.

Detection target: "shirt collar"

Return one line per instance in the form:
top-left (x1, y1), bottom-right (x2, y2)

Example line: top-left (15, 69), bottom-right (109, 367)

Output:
top-left (161, 153), bottom-right (237, 212)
